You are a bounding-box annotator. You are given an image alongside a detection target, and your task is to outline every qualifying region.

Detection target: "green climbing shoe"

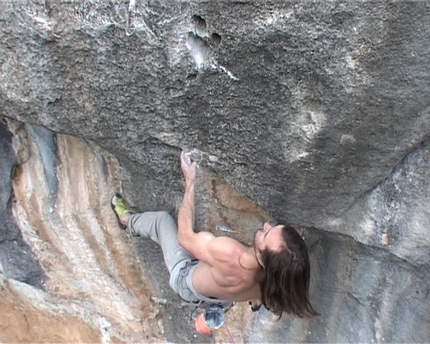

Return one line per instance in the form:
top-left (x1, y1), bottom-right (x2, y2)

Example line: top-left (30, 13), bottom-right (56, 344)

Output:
top-left (111, 193), bottom-right (133, 230)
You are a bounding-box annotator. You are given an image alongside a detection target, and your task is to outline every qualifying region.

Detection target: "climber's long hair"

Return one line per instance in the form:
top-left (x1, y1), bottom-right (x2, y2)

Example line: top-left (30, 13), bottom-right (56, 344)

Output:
top-left (259, 225), bottom-right (318, 318)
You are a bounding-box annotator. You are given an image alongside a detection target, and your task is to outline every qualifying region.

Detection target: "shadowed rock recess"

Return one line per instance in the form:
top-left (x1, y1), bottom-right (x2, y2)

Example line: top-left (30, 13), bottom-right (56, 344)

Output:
top-left (1, 1), bottom-right (429, 343)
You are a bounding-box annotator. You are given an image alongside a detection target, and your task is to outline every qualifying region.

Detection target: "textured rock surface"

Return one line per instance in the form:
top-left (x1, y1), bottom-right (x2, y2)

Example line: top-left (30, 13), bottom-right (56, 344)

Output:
top-left (1, 119), bottom-right (165, 342)
top-left (1, 0), bottom-right (430, 342)
top-left (0, 118), bottom-right (46, 288)
top-left (0, 117), bottom-right (263, 343)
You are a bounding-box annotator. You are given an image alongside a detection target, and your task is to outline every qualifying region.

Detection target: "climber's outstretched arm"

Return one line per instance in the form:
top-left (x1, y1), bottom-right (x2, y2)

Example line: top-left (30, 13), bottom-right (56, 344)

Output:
top-left (178, 151), bottom-right (218, 263)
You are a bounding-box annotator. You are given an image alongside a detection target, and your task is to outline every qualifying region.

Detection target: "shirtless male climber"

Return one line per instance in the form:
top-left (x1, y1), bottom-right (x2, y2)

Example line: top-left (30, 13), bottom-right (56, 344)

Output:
top-left (111, 151), bottom-right (318, 318)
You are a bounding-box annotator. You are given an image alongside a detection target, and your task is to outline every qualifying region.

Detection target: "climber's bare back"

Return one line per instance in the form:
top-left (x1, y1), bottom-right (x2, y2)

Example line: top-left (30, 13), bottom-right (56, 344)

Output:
top-left (190, 236), bottom-right (262, 302)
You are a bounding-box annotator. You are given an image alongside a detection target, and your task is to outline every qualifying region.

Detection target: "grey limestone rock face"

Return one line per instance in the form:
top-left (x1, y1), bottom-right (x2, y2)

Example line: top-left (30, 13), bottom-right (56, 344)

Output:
top-left (250, 229), bottom-right (430, 343)
top-left (1, 1), bottom-right (429, 226)
top-left (0, 119), bottom-right (46, 288)
top-left (1, 0), bottom-right (430, 342)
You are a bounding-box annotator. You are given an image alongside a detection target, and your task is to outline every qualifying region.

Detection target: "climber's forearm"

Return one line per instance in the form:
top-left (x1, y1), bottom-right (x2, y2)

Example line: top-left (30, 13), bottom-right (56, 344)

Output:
top-left (178, 181), bottom-right (196, 246)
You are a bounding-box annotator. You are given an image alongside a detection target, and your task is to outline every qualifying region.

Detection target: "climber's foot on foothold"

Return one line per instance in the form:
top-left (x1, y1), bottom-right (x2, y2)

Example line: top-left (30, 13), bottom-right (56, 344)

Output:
top-left (111, 193), bottom-right (133, 229)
